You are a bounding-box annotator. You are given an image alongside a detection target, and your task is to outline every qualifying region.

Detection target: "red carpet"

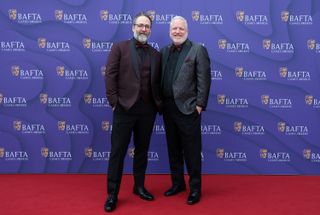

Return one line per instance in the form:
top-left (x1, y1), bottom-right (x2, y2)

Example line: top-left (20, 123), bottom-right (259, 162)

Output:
top-left (1, 174), bottom-right (319, 215)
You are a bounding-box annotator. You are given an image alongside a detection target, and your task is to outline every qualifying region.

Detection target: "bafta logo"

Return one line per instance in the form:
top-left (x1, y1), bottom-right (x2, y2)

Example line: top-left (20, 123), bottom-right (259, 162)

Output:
top-left (84, 94), bottom-right (92, 104)
top-left (13, 121), bottom-right (22, 131)
top-left (101, 66), bottom-right (106, 77)
top-left (305, 95), bottom-right (313, 105)
top-left (85, 147), bottom-right (93, 158)
top-left (146, 10), bottom-right (156, 21)
top-left (234, 122), bottom-right (242, 133)
top-left (235, 67), bottom-right (244, 78)
top-left (236, 11), bottom-right (245, 22)
top-left (191, 11), bottom-right (200, 21)
top-left (277, 122), bottom-right (286, 133)
top-left (41, 147), bottom-right (49, 158)
top-left (128, 147), bottom-right (135, 158)
top-left (55, 10), bottom-right (64, 21)
top-left (260, 149), bottom-right (268, 159)
top-left (217, 94), bottom-right (226, 105)
top-left (263, 39), bottom-right (271, 50)
top-left (279, 67), bottom-right (288, 78)
top-left (303, 149), bottom-right (311, 160)
top-left (0, 148), bottom-right (5, 158)
top-left (100, 10), bottom-right (109, 21)
top-left (261, 95), bottom-right (269, 105)
top-left (281, 11), bottom-right (289, 22)
top-left (38, 38), bottom-right (46, 49)
top-left (56, 66), bottom-right (65, 76)
top-left (57, 121), bottom-right (66, 131)
top-left (307, 39), bottom-right (316, 50)
top-left (218, 39), bottom-right (227, 49)
top-left (216, 148), bottom-right (224, 159)
top-left (0, 93), bottom-right (3, 104)
top-left (8, 9), bottom-right (17, 20)
top-left (83, 38), bottom-right (91, 49)
top-left (11, 65), bottom-right (20, 76)
top-left (39, 93), bottom-right (48, 104)
top-left (101, 121), bottom-right (110, 131)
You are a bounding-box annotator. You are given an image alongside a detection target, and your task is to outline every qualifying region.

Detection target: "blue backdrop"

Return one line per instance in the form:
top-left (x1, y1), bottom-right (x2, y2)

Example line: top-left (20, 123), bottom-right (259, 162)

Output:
top-left (1, 0), bottom-right (320, 174)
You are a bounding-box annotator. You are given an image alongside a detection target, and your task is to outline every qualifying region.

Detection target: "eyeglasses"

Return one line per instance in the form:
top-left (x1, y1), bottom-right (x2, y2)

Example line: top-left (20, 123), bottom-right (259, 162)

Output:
top-left (134, 23), bottom-right (151, 30)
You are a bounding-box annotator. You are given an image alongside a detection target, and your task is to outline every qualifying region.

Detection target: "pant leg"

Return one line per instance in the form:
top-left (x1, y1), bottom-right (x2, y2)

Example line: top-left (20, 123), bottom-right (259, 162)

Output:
top-left (176, 111), bottom-right (202, 192)
top-left (107, 105), bottom-right (135, 195)
top-left (163, 99), bottom-right (186, 187)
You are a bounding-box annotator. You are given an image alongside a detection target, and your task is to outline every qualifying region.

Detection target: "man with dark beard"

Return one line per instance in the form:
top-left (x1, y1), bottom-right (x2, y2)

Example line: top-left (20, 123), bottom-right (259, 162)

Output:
top-left (103, 12), bottom-right (162, 212)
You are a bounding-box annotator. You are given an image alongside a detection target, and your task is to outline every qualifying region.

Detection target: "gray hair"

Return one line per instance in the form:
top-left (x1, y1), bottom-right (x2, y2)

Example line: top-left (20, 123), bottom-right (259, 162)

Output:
top-left (170, 16), bottom-right (188, 30)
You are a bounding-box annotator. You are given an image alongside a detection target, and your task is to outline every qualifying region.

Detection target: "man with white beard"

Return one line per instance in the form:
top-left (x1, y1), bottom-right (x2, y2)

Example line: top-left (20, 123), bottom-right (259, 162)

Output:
top-left (161, 16), bottom-right (211, 205)
top-left (104, 12), bottom-right (162, 212)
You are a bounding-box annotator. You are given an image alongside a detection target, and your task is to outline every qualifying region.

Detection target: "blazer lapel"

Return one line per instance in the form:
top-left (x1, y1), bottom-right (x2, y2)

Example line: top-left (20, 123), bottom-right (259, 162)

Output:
top-left (130, 39), bottom-right (141, 79)
top-left (173, 40), bottom-right (192, 81)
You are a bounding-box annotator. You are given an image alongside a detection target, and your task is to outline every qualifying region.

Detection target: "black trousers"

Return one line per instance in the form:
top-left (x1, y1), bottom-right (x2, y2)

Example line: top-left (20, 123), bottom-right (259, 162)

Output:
top-left (163, 99), bottom-right (202, 192)
top-left (107, 99), bottom-right (156, 196)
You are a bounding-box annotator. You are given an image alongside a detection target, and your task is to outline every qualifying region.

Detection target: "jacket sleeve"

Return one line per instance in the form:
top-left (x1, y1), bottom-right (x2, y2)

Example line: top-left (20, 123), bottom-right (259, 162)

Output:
top-left (195, 45), bottom-right (211, 110)
top-left (105, 43), bottom-right (121, 108)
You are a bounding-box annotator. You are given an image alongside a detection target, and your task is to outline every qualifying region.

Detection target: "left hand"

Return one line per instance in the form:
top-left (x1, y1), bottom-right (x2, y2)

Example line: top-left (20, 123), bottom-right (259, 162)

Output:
top-left (196, 105), bottom-right (202, 114)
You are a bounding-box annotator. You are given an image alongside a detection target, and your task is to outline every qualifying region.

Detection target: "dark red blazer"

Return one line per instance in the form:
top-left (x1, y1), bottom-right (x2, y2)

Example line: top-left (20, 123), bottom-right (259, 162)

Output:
top-left (105, 39), bottom-right (162, 111)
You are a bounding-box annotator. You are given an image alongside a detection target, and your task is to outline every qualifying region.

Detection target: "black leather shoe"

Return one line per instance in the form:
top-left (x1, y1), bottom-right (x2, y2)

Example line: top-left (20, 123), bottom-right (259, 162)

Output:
top-left (187, 191), bottom-right (201, 205)
top-left (133, 187), bottom-right (154, 201)
top-left (164, 185), bottom-right (186, 196)
top-left (104, 195), bottom-right (117, 212)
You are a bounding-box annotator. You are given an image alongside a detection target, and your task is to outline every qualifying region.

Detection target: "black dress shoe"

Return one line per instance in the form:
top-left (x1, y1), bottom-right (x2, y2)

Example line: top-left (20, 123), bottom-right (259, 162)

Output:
top-left (104, 195), bottom-right (118, 212)
top-left (133, 187), bottom-right (154, 201)
top-left (187, 191), bottom-right (201, 205)
top-left (164, 185), bottom-right (186, 196)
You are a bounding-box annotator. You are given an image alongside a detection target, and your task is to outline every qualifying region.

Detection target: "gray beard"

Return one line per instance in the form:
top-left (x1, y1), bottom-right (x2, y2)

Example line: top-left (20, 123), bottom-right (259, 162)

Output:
top-left (134, 32), bottom-right (149, 44)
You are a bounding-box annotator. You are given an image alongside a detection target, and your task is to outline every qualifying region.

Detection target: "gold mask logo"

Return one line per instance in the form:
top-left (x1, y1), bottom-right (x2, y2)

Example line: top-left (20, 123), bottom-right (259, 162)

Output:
top-left (234, 121), bottom-right (242, 132)
top-left (11, 65), bottom-right (20, 76)
top-left (56, 66), bottom-right (65, 76)
top-left (146, 10), bottom-right (156, 21)
top-left (13, 120), bottom-right (22, 131)
top-left (101, 121), bottom-right (110, 131)
top-left (307, 39), bottom-right (316, 50)
top-left (281, 11), bottom-right (289, 22)
top-left (191, 11), bottom-right (200, 21)
top-left (217, 94), bottom-right (226, 105)
top-left (236, 10), bottom-right (245, 22)
top-left (39, 93), bottom-right (48, 104)
top-left (0, 147), bottom-right (5, 158)
top-left (58, 121), bottom-right (66, 131)
top-left (83, 38), bottom-right (91, 49)
top-left (305, 95), bottom-right (313, 105)
top-left (100, 10), bottom-right (109, 21)
top-left (216, 148), bottom-right (224, 158)
top-left (128, 147), bottom-right (135, 158)
top-left (8, 9), bottom-right (17, 20)
top-left (235, 67), bottom-right (244, 77)
top-left (218, 39), bottom-right (227, 49)
top-left (85, 147), bottom-right (93, 158)
top-left (41, 147), bottom-right (49, 158)
top-left (55, 10), bottom-right (63, 21)
top-left (263, 39), bottom-right (271, 50)
top-left (279, 67), bottom-right (288, 78)
top-left (303, 149), bottom-right (311, 159)
top-left (277, 122), bottom-right (286, 132)
top-left (84, 94), bottom-right (92, 104)
top-left (260, 149), bottom-right (268, 158)
top-left (101, 66), bottom-right (106, 77)
top-left (38, 38), bottom-right (47, 49)
top-left (0, 93), bottom-right (3, 104)
top-left (261, 95), bottom-right (269, 105)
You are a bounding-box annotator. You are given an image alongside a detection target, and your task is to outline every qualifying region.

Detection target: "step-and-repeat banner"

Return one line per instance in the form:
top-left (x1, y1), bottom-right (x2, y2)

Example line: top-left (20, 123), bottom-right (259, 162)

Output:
top-left (1, 0), bottom-right (320, 174)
